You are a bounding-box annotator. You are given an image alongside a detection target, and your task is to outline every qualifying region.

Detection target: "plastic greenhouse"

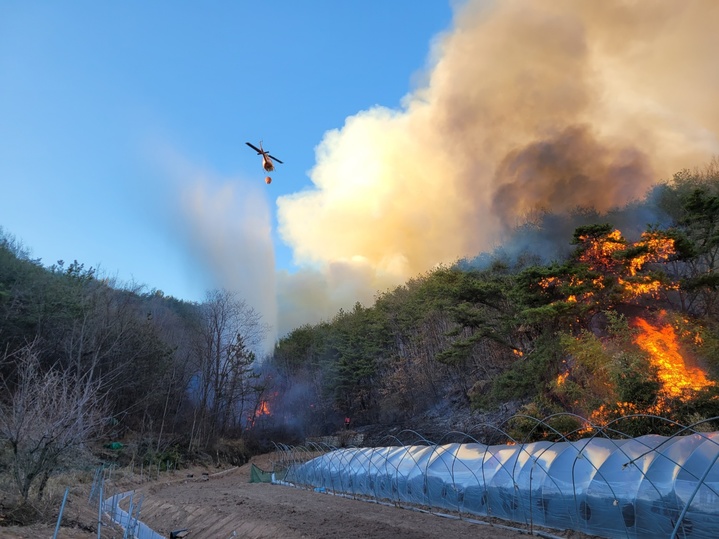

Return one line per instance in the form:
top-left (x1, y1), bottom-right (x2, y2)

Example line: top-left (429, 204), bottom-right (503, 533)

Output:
top-left (284, 432), bottom-right (719, 539)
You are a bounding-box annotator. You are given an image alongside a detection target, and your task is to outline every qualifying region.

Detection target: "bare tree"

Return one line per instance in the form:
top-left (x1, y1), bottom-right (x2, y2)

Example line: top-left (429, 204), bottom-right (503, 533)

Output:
top-left (0, 342), bottom-right (107, 501)
top-left (189, 289), bottom-right (268, 448)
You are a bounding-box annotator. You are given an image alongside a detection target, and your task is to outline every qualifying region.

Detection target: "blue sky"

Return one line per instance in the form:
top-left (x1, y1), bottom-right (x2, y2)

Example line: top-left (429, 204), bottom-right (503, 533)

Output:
top-left (2, 1), bottom-right (718, 347)
top-left (1, 1), bottom-right (453, 300)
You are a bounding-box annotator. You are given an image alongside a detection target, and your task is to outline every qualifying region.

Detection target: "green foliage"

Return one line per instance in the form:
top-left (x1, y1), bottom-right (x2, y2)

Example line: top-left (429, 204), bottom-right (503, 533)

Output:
top-left (483, 335), bottom-right (560, 407)
top-left (571, 223), bottom-right (615, 244)
top-left (554, 315), bottom-right (661, 417)
top-left (6, 160), bottom-right (719, 450)
top-left (652, 162), bottom-right (719, 315)
top-left (613, 355), bottom-right (661, 407)
top-left (514, 263), bottom-right (592, 328)
top-left (328, 302), bottom-right (392, 419)
top-left (670, 387), bottom-right (719, 427)
top-left (274, 324), bottom-right (323, 375)
top-left (504, 401), bottom-right (585, 443)
top-left (434, 268), bottom-right (517, 364)
top-left (692, 320), bottom-right (719, 378)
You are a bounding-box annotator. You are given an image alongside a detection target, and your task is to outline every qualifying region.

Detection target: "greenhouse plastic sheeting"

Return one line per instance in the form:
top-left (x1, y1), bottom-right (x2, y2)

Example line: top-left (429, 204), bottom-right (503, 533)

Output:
top-left (285, 433), bottom-right (719, 539)
top-left (104, 491), bottom-right (166, 539)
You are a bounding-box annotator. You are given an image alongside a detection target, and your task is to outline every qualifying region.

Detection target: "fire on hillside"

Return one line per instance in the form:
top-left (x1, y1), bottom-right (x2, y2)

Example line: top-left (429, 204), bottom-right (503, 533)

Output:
top-left (538, 228), bottom-right (679, 305)
top-left (246, 392), bottom-right (278, 429)
top-left (633, 316), bottom-right (713, 399)
top-left (579, 314), bottom-right (716, 429)
top-left (541, 228), bottom-right (716, 429)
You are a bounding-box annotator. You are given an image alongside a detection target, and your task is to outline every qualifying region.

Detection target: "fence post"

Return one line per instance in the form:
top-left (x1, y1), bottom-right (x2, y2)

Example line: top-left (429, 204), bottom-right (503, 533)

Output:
top-left (97, 480), bottom-right (104, 539)
top-left (123, 492), bottom-right (134, 539)
top-left (89, 467), bottom-right (101, 502)
top-left (52, 487), bottom-right (70, 539)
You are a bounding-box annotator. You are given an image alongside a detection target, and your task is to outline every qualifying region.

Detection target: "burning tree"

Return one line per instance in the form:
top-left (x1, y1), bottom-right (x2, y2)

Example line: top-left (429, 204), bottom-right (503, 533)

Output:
top-left (554, 313), bottom-right (661, 416)
top-left (189, 289), bottom-right (269, 448)
top-left (633, 315), bottom-right (714, 398)
top-left (509, 222), bottom-right (719, 436)
top-left (550, 307), bottom-right (719, 433)
top-left (526, 224), bottom-right (679, 318)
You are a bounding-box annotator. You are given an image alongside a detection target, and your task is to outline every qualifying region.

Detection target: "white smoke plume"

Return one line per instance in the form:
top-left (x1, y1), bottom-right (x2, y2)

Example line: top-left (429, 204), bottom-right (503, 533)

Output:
top-left (180, 180), bottom-right (276, 331)
top-left (158, 147), bottom-right (279, 350)
top-left (275, 0), bottom-right (719, 335)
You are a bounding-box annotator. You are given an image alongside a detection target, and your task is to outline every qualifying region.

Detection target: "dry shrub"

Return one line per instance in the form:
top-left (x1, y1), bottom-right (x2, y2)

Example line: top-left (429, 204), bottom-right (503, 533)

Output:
top-left (212, 438), bottom-right (250, 466)
top-left (0, 470), bottom-right (92, 527)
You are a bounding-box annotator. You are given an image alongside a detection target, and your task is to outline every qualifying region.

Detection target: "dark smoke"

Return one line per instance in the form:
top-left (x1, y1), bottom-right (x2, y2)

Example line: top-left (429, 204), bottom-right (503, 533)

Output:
top-left (492, 125), bottom-right (654, 233)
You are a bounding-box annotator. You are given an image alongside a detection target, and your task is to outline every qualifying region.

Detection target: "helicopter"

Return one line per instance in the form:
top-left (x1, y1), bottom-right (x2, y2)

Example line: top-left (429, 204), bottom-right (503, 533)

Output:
top-left (246, 141), bottom-right (283, 183)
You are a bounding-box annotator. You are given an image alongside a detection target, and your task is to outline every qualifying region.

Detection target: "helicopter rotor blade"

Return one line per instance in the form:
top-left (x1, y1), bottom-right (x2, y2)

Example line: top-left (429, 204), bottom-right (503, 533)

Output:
top-left (245, 142), bottom-right (263, 154)
top-left (268, 155), bottom-right (283, 164)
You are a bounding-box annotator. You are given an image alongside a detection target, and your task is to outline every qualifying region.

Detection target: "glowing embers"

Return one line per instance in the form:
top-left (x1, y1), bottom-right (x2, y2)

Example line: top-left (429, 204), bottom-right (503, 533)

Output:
top-left (538, 229), bottom-right (679, 307)
top-left (576, 229), bottom-right (625, 272)
top-left (626, 232), bottom-right (677, 276)
top-left (620, 232), bottom-right (679, 299)
top-left (633, 317), bottom-right (714, 399)
top-left (580, 229), bottom-right (678, 301)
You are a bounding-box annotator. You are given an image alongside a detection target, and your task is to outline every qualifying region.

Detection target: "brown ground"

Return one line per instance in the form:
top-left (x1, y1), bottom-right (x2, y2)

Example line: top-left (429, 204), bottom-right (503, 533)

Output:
top-left (2, 454), bottom-right (593, 539)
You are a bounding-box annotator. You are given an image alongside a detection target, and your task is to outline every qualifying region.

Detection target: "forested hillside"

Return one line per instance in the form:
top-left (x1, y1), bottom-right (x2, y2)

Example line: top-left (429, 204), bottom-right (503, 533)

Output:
top-left (265, 163), bottom-right (719, 439)
top-left (2, 163), bottom-right (719, 507)
top-left (0, 244), bottom-right (271, 504)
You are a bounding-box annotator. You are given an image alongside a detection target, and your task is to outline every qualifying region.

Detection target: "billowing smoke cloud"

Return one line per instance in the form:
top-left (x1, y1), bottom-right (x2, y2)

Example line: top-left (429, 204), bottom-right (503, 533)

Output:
top-left (276, 261), bottom-right (382, 332)
top-left (275, 0), bottom-right (719, 332)
top-left (492, 125), bottom-right (653, 231)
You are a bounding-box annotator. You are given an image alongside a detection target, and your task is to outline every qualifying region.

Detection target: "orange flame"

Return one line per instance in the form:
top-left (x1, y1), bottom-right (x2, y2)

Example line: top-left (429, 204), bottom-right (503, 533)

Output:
top-left (588, 400), bottom-right (669, 427)
top-left (627, 233), bottom-right (676, 276)
top-left (246, 393), bottom-right (277, 428)
top-left (633, 317), bottom-right (714, 399)
top-left (541, 229), bottom-right (679, 307)
top-left (255, 400), bottom-right (271, 417)
top-left (577, 229), bottom-right (625, 271)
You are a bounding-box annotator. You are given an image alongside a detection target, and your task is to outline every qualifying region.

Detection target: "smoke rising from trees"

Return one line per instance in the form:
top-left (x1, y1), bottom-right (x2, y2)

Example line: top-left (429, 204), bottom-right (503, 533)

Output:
top-left (171, 1), bottom-right (719, 340)
top-left (273, 0), bottom-right (719, 335)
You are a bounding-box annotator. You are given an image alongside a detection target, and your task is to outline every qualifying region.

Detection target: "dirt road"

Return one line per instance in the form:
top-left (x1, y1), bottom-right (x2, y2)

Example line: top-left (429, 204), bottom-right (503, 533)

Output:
top-left (132, 456), bottom-right (578, 539)
top-left (2, 454), bottom-right (585, 538)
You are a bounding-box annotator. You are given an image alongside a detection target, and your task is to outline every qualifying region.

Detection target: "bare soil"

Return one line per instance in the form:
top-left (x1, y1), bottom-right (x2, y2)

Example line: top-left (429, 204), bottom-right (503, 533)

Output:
top-left (1, 453), bottom-right (593, 539)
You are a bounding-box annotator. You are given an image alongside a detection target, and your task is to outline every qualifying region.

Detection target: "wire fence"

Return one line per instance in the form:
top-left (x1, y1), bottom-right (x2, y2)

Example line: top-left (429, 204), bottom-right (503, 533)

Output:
top-left (56, 462), bottom-right (169, 539)
top-left (49, 413), bottom-right (719, 538)
top-left (272, 413), bottom-right (719, 539)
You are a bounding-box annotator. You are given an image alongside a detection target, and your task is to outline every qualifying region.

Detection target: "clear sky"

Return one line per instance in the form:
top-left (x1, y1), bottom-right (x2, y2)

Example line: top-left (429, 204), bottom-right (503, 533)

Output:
top-left (2, 1), bottom-right (718, 349)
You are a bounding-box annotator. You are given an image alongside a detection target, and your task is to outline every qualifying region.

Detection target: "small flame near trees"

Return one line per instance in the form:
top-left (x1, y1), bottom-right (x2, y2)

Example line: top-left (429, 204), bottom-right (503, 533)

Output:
top-left (255, 399), bottom-right (271, 417)
top-left (246, 391), bottom-right (278, 429)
